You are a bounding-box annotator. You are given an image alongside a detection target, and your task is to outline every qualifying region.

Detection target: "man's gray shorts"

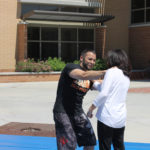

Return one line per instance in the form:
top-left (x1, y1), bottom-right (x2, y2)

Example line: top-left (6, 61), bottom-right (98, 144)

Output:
top-left (54, 112), bottom-right (96, 150)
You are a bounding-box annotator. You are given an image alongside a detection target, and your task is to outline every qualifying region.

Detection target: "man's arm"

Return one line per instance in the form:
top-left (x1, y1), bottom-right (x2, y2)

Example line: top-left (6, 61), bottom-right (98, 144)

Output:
top-left (69, 69), bottom-right (105, 80)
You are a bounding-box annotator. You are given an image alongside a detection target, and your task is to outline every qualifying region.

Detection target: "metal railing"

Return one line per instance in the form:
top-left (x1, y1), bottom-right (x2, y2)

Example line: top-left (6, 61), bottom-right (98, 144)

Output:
top-left (85, 0), bottom-right (105, 15)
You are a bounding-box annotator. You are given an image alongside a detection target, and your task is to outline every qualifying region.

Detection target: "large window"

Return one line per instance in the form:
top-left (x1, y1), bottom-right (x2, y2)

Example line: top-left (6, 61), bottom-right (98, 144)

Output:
top-left (131, 0), bottom-right (150, 24)
top-left (21, 4), bottom-right (59, 15)
top-left (27, 27), bottom-right (58, 61)
top-left (27, 27), bottom-right (94, 62)
top-left (21, 4), bottom-right (95, 16)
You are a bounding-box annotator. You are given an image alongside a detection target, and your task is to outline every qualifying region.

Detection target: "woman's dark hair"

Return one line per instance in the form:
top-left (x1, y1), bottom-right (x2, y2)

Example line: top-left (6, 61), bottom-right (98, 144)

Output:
top-left (107, 49), bottom-right (131, 77)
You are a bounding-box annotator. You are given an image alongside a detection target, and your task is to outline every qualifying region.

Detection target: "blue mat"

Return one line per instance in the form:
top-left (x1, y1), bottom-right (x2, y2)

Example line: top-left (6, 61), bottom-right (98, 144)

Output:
top-left (0, 134), bottom-right (149, 150)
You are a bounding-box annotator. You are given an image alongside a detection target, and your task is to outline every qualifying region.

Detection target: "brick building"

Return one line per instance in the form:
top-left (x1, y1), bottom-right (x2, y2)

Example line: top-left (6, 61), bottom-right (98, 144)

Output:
top-left (0, 0), bottom-right (149, 72)
top-left (105, 0), bottom-right (150, 70)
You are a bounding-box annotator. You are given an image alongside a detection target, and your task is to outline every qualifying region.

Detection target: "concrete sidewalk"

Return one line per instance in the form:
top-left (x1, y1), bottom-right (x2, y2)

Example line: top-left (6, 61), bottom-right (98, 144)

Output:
top-left (0, 80), bottom-right (150, 143)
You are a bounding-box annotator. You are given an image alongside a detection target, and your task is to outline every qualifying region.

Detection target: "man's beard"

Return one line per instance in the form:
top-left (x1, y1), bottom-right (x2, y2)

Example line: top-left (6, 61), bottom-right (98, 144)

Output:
top-left (82, 59), bottom-right (90, 70)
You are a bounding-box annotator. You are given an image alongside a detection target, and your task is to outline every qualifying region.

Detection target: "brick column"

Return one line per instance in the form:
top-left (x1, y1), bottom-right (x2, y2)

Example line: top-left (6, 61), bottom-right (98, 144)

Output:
top-left (129, 26), bottom-right (150, 69)
top-left (95, 25), bottom-right (107, 59)
top-left (17, 23), bottom-right (27, 62)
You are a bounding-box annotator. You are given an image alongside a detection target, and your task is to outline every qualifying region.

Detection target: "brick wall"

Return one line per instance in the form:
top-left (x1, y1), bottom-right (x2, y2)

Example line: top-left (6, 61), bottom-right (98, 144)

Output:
top-left (105, 0), bottom-right (130, 56)
top-left (129, 26), bottom-right (150, 69)
top-left (0, 73), bottom-right (60, 83)
top-left (0, 0), bottom-right (19, 72)
top-left (95, 26), bottom-right (107, 58)
top-left (0, 71), bottom-right (149, 83)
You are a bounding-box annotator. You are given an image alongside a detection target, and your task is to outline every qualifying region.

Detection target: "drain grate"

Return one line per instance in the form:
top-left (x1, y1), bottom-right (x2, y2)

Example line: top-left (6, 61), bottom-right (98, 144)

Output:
top-left (0, 122), bottom-right (56, 137)
top-left (21, 127), bottom-right (41, 132)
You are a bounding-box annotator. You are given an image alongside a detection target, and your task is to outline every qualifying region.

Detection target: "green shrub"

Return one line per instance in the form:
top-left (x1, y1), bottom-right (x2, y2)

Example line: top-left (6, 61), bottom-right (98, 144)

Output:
top-left (16, 57), bottom-right (106, 72)
top-left (47, 57), bottom-right (66, 71)
top-left (73, 60), bottom-right (80, 64)
top-left (16, 59), bottom-right (51, 72)
top-left (93, 59), bottom-right (107, 70)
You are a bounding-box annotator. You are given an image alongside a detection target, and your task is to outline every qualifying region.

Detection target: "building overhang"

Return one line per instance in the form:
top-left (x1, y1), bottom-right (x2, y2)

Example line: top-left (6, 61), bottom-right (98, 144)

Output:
top-left (18, 0), bottom-right (101, 8)
top-left (23, 10), bottom-right (115, 24)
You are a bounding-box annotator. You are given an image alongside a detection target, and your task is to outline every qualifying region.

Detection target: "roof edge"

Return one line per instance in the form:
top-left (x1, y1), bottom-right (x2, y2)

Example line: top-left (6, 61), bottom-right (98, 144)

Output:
top-left (18, 0), bottom-right (101, 8)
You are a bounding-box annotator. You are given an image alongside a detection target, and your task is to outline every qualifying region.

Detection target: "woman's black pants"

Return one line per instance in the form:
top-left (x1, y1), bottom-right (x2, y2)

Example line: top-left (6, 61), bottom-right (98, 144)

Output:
top-left (97, 121), bottom-right (125, 150)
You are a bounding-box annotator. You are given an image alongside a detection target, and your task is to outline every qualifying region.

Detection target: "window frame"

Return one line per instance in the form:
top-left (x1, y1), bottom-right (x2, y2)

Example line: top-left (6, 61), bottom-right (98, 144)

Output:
top-left (131, 0), bottom-right (150, 24)
top-left (27, 25), bottom-right (95, 62)
top-left (21, 3), bottom-right (95, 17)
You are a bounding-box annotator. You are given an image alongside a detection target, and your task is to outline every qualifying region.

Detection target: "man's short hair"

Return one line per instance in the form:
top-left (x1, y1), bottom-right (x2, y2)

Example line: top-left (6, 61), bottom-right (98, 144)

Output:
top-left (80, 49), bottom-right (96, 58)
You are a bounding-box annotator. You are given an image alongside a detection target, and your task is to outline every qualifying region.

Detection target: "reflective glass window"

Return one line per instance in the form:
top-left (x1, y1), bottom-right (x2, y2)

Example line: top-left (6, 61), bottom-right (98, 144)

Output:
top-left (61, 28), bottom-right (77, 41)
top-left (61, 7), bottom-right (77, 12)
top-left (61, 43), bottom-right (77, 62)
top-left (28, 27), bottom-right (40, 40)
top-left (42, 43), bottom-right (58, 60)
top-left (79, 29), bottom-right (94, 42)
top-left (27, 42), bottom-right (40, 60)
top-left (79, 8), bottom-right (95, 13)
top-left (131, 10), bottom-right (145, 23)
top-left (41, 28), bottom-right (58, 41)
top-left (146, 9), bottom-right (150, 22)
top-left (146, 0), bottom-right (150, 7)
top-left (21, 4), bottom-right (39, 15)
top-left (27, 27), bottom-right (94, 62)
top-left (21, 4), bottom-right (59, 15)
top-left (39, 5), bottom-right (59, 11)
top-left (132, 0), bottom-right (144, 9)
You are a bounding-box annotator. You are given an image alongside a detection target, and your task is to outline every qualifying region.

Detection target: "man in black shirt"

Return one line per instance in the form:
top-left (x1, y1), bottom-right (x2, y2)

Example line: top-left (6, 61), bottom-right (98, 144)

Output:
top-left (53, 49), bottom-right (105, 150)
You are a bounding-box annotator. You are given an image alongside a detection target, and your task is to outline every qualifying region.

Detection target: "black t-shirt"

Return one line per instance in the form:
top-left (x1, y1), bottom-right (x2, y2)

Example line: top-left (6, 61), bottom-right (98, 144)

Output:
top-left (53, 63), bottom-right (93, 115)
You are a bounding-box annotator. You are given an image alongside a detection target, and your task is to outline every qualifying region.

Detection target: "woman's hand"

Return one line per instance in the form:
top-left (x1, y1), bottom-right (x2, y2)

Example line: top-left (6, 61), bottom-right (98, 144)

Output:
top-left (87, 109), bottom-right (93, 118)
top-left (87, 104), bottom-right (96, 118)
